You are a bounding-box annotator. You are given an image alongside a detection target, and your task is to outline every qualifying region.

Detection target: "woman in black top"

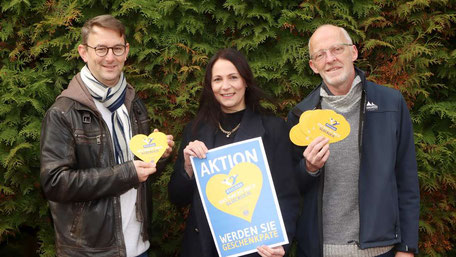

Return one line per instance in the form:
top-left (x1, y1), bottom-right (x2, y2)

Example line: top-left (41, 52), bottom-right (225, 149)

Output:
top-left (168, 48), bottom-right (299, 257)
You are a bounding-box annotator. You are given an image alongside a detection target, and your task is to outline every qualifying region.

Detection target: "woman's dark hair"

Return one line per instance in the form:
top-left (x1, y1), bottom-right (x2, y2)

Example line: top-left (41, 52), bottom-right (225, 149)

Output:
top-left (192, 48), bottom-right (266, 132)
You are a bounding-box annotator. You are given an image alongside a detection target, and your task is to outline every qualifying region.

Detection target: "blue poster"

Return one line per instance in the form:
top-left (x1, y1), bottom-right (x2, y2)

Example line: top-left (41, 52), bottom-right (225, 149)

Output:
top-left (191, 137), bottom-right (288, 257)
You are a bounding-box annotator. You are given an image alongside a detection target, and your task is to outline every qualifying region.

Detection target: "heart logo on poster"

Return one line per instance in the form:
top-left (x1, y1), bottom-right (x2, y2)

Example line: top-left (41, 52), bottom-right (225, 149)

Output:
top-left (289, 109), bottom-right (350, 146)
top-left (129, 132), bottom-right (168, 163)
top-left (206, 162), bottom-right (263, 222)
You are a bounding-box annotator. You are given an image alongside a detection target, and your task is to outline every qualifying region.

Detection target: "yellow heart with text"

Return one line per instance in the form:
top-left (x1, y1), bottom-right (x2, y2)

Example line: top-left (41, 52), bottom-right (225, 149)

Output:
top-left (129, 132), bottom-right (168, 163)
top-left (289, 109), bottom-right (350, 146)
top-left (206, 162), bottom-right (263, 222)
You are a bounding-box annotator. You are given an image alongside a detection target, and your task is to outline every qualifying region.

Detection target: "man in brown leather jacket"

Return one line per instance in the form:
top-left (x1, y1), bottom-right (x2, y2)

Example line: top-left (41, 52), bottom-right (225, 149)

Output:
top-left (40, 15), bottom-right (174, 257)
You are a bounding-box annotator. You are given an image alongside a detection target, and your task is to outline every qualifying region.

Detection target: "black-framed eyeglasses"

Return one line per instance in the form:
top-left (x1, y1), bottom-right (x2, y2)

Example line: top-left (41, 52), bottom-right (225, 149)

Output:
top-left (310, 43), bottom-right (353, 62)
top-left (84, 44), bottom-right (127, 57)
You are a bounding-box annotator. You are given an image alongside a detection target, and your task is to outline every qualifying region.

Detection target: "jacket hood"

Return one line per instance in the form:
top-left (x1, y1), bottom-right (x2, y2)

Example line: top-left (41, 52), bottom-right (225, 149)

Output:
top-left (57, 72), bottom-right (136, 112)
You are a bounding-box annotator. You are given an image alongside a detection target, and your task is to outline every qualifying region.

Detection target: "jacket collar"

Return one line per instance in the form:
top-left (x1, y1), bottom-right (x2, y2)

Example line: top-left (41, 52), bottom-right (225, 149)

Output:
top-left (57, 72), bottom-right (135, 113)
top-left (197, 108), bottom-right (265, 149)
top-left (234, 108), bottom-right (265, 142)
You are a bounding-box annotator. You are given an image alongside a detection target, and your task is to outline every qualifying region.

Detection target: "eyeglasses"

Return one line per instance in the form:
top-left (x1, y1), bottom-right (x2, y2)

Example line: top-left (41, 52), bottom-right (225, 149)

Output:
top-left (310, 43), bottom-right (353, 62)
top-left (84, 44), bottom-right (127, 57)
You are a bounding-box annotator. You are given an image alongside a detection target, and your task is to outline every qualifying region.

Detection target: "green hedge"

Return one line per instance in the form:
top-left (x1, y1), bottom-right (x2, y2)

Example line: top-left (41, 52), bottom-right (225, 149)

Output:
top-left (0, 0), bottom-right (455, 256)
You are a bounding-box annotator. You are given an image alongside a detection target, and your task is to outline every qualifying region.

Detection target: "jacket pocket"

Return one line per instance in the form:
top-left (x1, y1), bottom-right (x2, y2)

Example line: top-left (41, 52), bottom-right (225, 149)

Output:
top-left (74, 130), bottom-right (106, 168)
top-left (70, 202), bottom-right (86, 237)
top-left (390, 179), bottom-right (400, 238)
top-left (74, 132), bottom-right (101, 145)
top-left (68, 200), bottom-right (117, 248)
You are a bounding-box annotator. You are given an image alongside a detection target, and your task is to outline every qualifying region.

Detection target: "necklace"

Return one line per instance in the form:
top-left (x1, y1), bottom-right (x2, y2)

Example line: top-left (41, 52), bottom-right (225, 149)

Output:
top-left (218, 122), bottom-right (241, 138)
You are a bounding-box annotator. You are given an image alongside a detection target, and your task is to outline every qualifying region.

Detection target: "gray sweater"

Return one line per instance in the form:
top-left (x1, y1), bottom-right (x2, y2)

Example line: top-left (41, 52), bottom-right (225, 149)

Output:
top-left (320, 76), bottom-right (393, 257)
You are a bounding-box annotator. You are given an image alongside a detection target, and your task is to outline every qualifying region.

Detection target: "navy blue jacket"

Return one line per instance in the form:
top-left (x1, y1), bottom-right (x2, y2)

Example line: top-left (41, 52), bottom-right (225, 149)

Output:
top-left (287, 68), bottom-right (420, 257)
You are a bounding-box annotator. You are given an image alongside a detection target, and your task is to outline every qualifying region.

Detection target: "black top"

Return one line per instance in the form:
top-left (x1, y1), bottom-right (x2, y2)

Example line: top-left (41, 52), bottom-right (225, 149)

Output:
top-left (215, 109), bottom-right (245, 147)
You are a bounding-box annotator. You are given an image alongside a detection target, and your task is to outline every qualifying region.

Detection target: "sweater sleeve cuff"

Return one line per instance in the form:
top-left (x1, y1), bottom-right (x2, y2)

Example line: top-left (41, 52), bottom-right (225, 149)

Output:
top-left (306, 168), bottom-right (321, 177)
top-left (299, 158), bottom-right (321, 177)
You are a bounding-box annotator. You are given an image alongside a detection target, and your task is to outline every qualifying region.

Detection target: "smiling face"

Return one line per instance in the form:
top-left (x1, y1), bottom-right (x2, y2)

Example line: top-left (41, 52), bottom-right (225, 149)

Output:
top-left (309, 25), bottom-right (358, 95)
top-left (78, 25), bottom-right (129, 87)
top-left (211, 59), bottom-right (247, 113)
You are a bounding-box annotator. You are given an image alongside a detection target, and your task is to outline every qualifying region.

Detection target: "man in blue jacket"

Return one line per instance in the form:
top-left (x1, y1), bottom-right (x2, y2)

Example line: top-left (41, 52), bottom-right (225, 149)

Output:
top-left (287, 24), bottom-right (419, 257)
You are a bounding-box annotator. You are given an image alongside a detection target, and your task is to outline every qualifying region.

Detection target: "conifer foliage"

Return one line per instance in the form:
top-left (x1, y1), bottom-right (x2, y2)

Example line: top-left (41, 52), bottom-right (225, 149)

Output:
top-left (0, 0), bottom-right (455, 256)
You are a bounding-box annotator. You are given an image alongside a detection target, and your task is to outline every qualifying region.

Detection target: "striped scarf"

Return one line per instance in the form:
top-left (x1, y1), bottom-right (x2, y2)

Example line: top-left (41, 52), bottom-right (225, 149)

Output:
top-left (81, 65), bottom-right (133, 164)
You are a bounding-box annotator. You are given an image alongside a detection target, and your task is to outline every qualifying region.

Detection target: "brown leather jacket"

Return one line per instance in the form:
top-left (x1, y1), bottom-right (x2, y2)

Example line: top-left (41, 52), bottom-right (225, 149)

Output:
top-left (40, 73), bottom-right (152, 257)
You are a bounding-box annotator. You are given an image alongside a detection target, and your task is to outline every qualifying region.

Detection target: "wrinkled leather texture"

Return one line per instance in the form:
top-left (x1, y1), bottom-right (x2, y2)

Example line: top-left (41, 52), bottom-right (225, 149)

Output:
top-left (40, 74), bottom-right (152, 257)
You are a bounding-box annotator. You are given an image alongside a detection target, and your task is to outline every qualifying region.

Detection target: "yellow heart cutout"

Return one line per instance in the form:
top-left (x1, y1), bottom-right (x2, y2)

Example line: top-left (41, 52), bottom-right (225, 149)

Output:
top-left (289, 125), bottom-right (312, 146)
top-left (289, 109), bottom-right (350, 146)
top-left (129, 132), bottom-right (168, 163)
top-left (206, 162), bottom-right (263, 222)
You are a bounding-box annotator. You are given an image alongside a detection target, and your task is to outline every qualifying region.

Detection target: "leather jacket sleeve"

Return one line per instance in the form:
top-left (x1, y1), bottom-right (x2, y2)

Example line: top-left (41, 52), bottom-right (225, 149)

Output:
top-left (40, 104), bottom-right (140, 203)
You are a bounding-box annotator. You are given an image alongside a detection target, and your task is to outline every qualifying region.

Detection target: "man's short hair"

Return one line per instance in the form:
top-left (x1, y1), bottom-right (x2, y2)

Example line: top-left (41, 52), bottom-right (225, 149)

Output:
top-left (308, 24), bottom-right (353, 56)
top-left (81, 14), bottom-right (126, 44)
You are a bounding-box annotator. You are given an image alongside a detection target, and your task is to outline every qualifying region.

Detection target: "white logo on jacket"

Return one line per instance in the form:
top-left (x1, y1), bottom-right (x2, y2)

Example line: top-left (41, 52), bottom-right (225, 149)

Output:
top-left (366, 101), bottom-right (378, 111)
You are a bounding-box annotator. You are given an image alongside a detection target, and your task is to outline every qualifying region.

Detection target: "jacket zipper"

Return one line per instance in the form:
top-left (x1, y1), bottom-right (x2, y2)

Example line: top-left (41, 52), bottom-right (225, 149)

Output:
top-left (313, 101), bottom-right (325, 257)
top-left (94, 111), bottom-right (127, 256)
top-left (318, 166), bottom-right (325, 257)
top-left (73, 133), bottom-right (102, 144)
top-left (357, 86), bottom-right (367, 248)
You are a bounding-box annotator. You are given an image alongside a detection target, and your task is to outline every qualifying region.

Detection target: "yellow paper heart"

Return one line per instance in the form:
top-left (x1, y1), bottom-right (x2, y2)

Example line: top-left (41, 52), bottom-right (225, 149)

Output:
top-left (129, 132), bottom-right (168, 163)
top-left (289, 125), bottom-right (312, 146)
top-left (289, 110), bottom-right (350, 146)
top-left (206, 162), bottom-right (263, 222)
